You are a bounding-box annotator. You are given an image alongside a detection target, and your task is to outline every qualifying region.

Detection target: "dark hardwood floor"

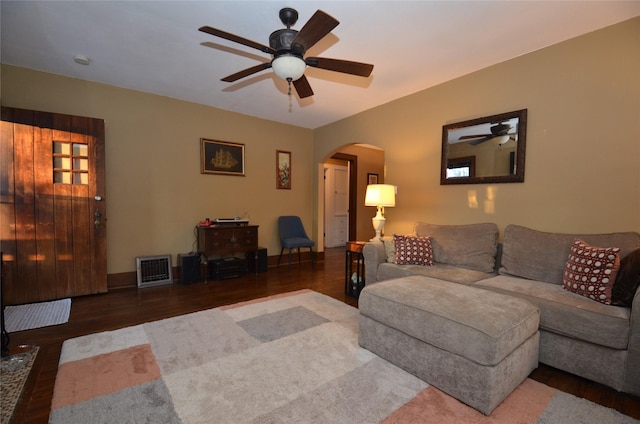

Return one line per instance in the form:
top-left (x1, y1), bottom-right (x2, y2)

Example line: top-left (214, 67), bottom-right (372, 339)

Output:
top-left (7, 247), bottom-right (640, 422)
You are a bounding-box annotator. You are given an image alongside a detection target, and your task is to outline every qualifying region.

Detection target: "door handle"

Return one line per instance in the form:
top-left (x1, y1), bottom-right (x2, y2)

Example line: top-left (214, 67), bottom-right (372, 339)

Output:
top-left (94, 209), bottom-right (102, 230)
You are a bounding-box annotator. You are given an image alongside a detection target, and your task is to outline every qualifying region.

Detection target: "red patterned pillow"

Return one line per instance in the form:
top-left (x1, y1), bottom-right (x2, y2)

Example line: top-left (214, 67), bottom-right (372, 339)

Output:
top-left (394, 234), bottom-right (433, 266)
top-left (562, 239), bottom-right (621, 305)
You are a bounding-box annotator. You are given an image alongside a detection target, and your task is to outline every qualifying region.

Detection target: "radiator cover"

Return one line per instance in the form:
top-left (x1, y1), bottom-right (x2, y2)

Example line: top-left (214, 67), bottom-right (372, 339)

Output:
top-left (136, 255), bottom-right (173, 288)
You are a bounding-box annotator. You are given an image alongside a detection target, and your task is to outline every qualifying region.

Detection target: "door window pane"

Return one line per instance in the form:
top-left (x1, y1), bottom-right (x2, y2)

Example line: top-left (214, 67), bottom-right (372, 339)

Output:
top-left (73, 172), bottom-right (89, 185)
top-left (73, 158), bottom-right (88, 171)
top-left (73, 144), bottom-right (88, 156)
top-left (53, 142), bottom-right (70, 155)
top-left (54, 156), bottom-right (71, 169)
top-left (53, 141), bottom-right (89, 185)
top-left (54, 171), bottom-right (72, 184)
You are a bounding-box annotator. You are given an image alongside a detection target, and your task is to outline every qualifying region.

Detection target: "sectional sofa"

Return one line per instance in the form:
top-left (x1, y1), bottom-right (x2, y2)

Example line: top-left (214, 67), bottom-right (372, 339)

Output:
top-left (361, 223), bottom-right (640, 396)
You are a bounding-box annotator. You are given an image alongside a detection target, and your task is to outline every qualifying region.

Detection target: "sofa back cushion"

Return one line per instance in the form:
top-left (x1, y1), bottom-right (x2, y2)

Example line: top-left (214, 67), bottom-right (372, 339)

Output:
top-left (499, 224), bottom-right (640, 285)
top-left (381, 236), bottom-right (396, 263)
top-left (612, 248), bottom-right (640, 307)
top-left (413, 222), bottom-right (498, 273)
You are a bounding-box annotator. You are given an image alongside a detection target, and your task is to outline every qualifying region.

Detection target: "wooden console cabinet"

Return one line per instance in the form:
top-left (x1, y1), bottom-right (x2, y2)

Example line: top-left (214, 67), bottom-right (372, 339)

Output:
top-left (197, 225), bottom-right (258, 257)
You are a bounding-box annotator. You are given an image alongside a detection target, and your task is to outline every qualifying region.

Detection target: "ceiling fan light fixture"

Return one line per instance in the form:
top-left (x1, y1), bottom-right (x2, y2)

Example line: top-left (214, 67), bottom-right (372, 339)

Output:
top-left (496, 135), bottom-right (511, 144)
top-left (73, 54), bottom-right (91, 65)
top-left (271, 54), bottom-right (306, 81)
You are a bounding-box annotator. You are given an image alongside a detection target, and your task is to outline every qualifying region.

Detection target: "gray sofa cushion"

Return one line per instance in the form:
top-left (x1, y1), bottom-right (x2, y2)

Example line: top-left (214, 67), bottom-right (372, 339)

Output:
top-left (612, 248), bottom-right (640, 307)
top-left (359, 276), bottom-right (540, 366)
top-left (413, 222), bottom-right (499, 273)
top-left (381, 236), bottom-right (395, 262)
top-left (475, 275), bottom-right (631, 350)
top-left (377, 262), bottom-right (494, 285)
top-left (499, 225), bottom-right (640, 285)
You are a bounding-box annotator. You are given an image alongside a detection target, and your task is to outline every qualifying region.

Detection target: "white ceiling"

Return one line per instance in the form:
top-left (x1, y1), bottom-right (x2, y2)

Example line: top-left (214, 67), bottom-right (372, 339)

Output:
top-left (2, 1), bottom-right (639, 129)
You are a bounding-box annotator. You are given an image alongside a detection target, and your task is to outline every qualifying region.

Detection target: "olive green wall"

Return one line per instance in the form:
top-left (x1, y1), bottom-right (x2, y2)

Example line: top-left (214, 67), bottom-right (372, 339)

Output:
top-left (1, 65), bottom-right (313, 274)
top-left (3, 18), bottom-right (638, 278)
top-left (314, 17), bottom-right (640, 238)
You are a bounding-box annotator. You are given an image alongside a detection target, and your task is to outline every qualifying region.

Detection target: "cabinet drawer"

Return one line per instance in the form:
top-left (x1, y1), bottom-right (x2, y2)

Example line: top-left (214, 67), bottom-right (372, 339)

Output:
top-left (197, 225), bottom-right (258, 256)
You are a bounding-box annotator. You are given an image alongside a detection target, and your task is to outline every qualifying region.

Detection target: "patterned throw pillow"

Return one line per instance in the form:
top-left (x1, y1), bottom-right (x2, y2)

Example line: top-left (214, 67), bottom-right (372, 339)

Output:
top-left (394, 234), bottom-right (434, 266)
top-left (562, 239), bottom-right (621, 305)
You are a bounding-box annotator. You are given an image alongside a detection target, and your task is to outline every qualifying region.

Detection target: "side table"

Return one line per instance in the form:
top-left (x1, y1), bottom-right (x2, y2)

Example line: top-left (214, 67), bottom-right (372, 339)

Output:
top-left (345, 241), bottom-right (366, 298)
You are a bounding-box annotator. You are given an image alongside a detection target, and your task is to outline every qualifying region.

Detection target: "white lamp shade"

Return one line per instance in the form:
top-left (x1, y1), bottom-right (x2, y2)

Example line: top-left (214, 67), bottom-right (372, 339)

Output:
top-left (272, 55), bottom-right (306, 81)
top-left (365, 184), bottom-right (396, 207)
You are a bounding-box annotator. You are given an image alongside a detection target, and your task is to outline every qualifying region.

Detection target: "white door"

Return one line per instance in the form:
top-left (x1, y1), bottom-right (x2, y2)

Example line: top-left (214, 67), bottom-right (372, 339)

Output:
top-left (324, 163), bottom-right (349, 248)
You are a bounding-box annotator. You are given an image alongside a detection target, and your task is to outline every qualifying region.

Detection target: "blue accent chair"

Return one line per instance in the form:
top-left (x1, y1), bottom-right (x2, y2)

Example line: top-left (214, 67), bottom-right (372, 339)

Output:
top-left (277, 216), bottom-right (315, 267)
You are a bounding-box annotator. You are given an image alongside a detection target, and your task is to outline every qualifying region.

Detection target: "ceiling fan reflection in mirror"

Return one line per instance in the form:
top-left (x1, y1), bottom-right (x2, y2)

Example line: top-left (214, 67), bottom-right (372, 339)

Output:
top-left (458, 122), bottom-right (519, 146)
top-left (199, 7), bottom-right (374, 98)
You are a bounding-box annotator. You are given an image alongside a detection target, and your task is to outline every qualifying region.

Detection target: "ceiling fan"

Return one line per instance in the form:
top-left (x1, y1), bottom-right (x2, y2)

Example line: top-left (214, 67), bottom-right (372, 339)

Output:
top-left (458, 122), bottom-right (518, 146)
top-left (198, 7), bottom-right (374, 98)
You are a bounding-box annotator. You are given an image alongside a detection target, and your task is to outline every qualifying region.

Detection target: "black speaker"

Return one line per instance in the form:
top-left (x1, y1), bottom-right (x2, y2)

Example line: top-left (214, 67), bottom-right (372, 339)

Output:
top-left (178, 253), bottom-right (201, 284)
top-left (246, 248), bottom-right (267, 274)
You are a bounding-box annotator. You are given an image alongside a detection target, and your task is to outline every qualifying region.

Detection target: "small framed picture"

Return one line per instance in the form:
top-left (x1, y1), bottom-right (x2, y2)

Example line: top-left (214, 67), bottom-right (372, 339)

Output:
top-left (276, 150), bottom-right (291, 189)
top-left (367, 173), bottom-right (379, 184)
top-left (201, 138), bottom-right (245, 176)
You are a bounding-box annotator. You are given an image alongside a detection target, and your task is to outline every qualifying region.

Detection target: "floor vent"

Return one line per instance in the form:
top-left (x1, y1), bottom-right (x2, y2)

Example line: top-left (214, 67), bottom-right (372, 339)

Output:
top-left (136, 255), bottom-right (173, 288)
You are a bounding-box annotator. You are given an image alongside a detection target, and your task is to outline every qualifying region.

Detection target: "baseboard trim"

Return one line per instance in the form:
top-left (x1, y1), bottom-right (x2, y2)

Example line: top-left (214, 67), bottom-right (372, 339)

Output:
top-left (107, 251), bottom-right (325, 290)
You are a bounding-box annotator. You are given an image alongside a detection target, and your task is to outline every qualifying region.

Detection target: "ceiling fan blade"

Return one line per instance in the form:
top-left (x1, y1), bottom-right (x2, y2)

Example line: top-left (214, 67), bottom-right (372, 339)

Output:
top-left (306, 57), bottom-right (373, 77)
top-left (290, 10), bottom-right (339, 53)
top-left (469, 137), bottom-right (493, 146)
top-left (490, 123), bottom-right (512, 135)
top-left (293, 75), bottom-right (314, 98)
top-left (459, 134), bottom-right (491, 140)
top-left (221, 62), bottom-right (272, 82)
top-left (199, 26), bottom-right (275, 55)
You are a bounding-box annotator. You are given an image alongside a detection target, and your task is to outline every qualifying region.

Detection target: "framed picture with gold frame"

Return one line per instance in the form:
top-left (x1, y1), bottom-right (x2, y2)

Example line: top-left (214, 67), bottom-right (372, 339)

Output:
top-left (276, 150), bottom-right (291, 189)
top-left (201, 138), bottom-right (245, 176)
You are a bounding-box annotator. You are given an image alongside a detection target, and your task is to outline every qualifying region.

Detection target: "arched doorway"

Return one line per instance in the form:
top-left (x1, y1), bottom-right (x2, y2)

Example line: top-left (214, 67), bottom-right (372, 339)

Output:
top-left (324, 153), bottom-right (357, 247)
top-left (320, 144), bottom-right (384, 250)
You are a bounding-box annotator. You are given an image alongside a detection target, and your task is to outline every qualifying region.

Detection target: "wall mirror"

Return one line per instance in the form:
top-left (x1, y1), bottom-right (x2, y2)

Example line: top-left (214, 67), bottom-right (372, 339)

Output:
top-left (441, 109), bottom-right (527, 185)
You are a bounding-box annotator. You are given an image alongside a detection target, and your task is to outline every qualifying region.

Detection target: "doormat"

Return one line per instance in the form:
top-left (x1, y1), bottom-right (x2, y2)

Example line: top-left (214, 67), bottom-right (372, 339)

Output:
top-left (5, 298), bottom-right (71, 332)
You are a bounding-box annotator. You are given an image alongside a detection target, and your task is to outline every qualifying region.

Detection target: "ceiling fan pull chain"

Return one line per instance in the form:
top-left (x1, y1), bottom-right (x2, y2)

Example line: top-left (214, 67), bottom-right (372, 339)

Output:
top-left (286, 78), bottom-right (292, 96)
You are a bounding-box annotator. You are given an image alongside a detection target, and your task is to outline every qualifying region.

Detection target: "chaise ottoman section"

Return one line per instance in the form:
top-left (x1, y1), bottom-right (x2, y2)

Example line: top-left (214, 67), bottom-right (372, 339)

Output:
top-left (358, 275), bottom-right (540, 415)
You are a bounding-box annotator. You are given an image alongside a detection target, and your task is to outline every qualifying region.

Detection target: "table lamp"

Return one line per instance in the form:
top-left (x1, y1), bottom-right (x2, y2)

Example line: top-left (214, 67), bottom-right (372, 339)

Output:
top-left (365, 184), bottom-right (396, 240)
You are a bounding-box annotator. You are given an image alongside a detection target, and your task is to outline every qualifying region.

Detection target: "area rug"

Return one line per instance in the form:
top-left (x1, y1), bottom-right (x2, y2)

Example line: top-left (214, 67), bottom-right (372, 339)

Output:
top-left (1, 345), bottom-right (39, 424)
top-left (4, 298), bottom-right (71, 332)
top-left (49, 290), bottom-right (638, 423)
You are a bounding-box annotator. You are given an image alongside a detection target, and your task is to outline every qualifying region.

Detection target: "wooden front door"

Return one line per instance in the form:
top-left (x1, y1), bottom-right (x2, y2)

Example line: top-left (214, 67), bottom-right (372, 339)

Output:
top-left (1, 107), bottom-right (107, 305)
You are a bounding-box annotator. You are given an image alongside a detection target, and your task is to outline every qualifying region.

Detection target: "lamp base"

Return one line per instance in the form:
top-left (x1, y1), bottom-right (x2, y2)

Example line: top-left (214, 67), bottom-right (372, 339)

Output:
top-left (371, 215), bottom-right (385, 241)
